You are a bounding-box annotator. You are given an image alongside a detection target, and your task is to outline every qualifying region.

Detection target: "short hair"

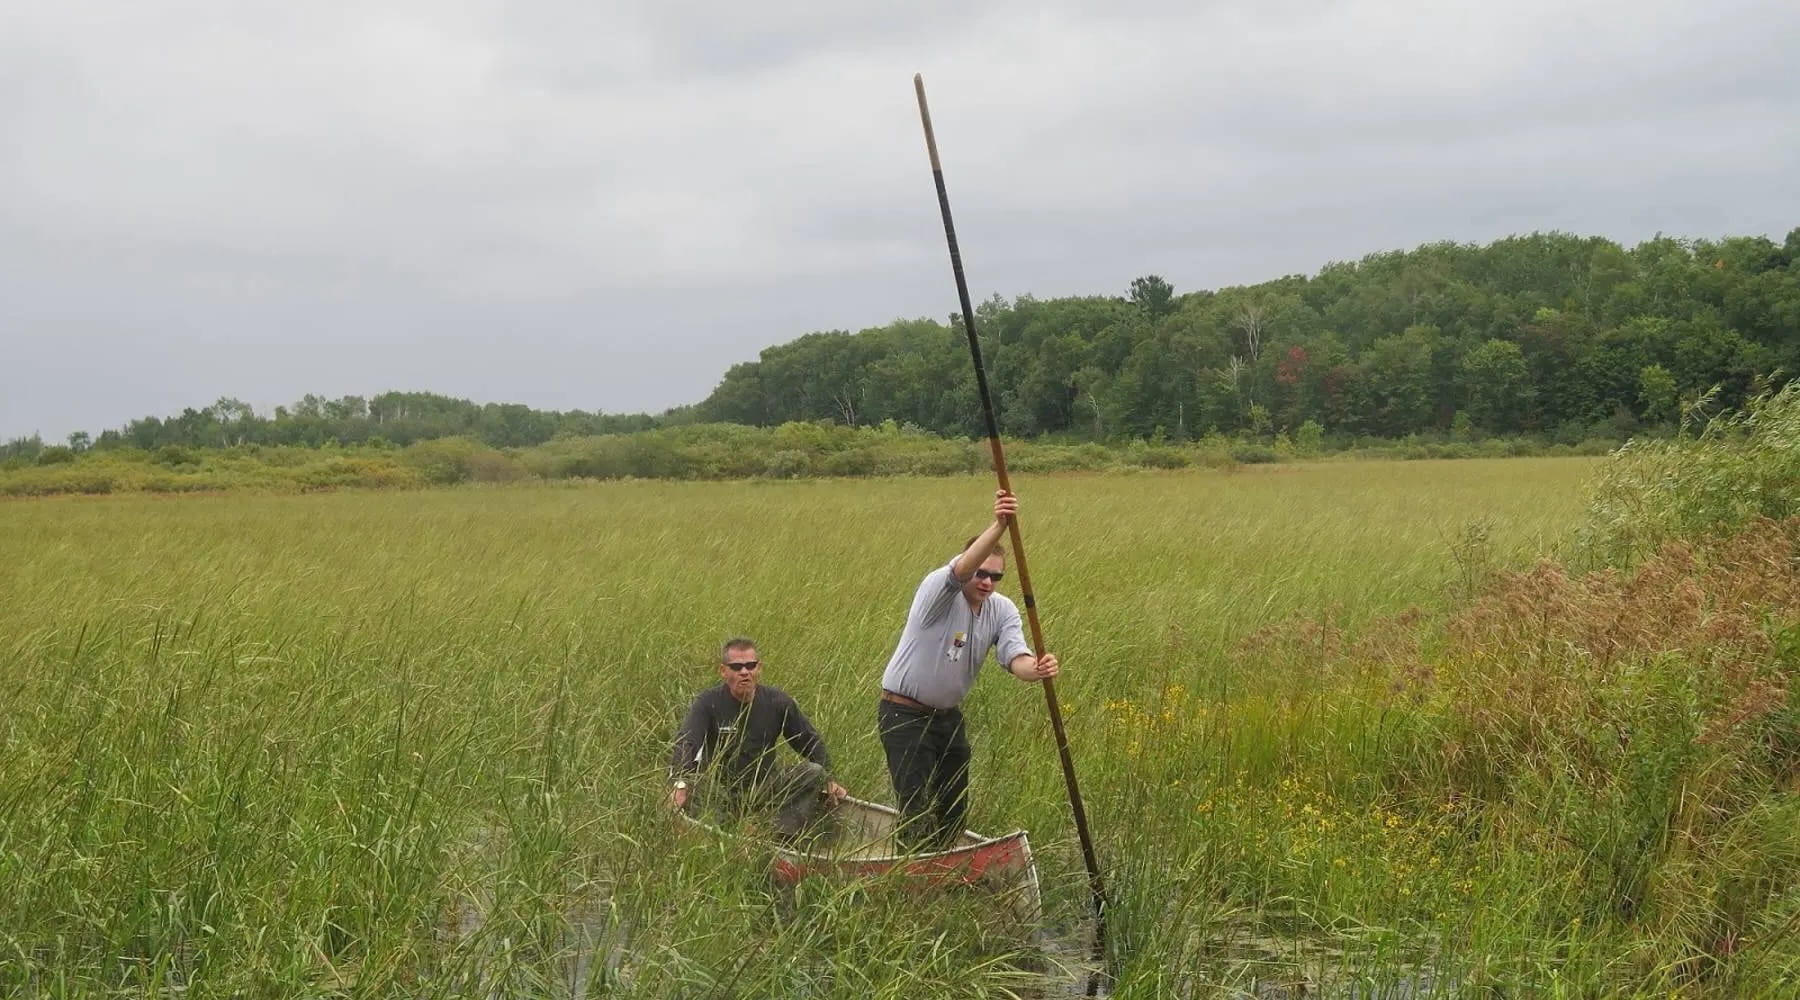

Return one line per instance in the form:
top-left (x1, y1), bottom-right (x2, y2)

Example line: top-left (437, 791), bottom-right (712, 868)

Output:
top-left (964, 535), bottom-right (1006, 558)
top-left (721, 636), bottom-right (757, 662)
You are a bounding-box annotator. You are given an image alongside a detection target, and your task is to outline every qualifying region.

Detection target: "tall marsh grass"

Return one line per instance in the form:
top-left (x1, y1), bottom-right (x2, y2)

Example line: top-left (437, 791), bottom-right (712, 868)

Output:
top-left (3, 457), bottom-right (1795, 997)
top-left (1580, 378), bottom-right (1800, 568)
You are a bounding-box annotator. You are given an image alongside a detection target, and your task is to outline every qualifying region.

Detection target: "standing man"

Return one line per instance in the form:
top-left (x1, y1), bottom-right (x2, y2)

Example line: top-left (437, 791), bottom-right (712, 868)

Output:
top-left (876, 489), bottom-right (1060, 851)
top-left (671, 637), bottom-right (847, 841)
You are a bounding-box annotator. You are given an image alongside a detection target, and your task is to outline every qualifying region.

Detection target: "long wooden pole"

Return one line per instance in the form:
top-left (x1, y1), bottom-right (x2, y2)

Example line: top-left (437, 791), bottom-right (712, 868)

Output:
top-left (912, 73), bottom-right (1107, 984)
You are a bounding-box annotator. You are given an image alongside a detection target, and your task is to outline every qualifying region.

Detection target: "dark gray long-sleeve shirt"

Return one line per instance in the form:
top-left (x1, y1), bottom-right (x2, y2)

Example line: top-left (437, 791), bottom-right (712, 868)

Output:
top-left (669, 683), bottom-right (833, 789)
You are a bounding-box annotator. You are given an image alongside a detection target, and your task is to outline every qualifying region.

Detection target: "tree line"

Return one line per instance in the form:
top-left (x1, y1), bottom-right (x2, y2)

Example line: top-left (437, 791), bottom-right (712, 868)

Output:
top-left (2, 391), bottom-right (667, 464)
top-left (6, 227), bottom-right (1797, 468)
top-left (696, 228), bottom-right (1800, 442)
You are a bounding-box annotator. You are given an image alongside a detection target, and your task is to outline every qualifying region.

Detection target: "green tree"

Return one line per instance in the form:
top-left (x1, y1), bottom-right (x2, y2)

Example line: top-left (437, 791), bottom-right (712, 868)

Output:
top-left (1294, 419), bottom-right (1324, 454)
top-left (1128, 275), bottom-right (1175, 318)
top-left (213, 397), bottom-right (255, 447)
top-left (1353, 325), bottom-right (1439, 435)
top-left (1459, 338), bottom-right (1533, 432)
top-left (1638, 364), bottom-right (1679, 425)
top-left (1068, 365), bottom-right (1112, 438)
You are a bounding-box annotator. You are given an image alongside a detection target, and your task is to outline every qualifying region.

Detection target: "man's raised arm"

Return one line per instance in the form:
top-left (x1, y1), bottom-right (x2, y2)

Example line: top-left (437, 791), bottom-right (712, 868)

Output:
top-left (953, 489), bottom-right (1017, 581)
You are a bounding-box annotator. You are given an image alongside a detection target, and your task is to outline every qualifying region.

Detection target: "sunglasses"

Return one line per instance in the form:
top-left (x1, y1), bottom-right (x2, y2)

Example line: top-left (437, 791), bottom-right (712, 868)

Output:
top-left (724, 660), bottom-right (760, 672)
top-left (974, 569), bottom-right (1004, 582)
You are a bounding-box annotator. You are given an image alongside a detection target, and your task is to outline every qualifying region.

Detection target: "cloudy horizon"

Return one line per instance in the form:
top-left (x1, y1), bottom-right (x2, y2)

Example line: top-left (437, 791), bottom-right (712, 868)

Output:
top-left (4, 0), bottom-right (1797, 442)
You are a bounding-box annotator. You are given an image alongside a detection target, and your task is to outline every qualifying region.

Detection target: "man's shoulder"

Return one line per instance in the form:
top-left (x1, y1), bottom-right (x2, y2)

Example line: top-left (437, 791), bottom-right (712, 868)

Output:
top-left (916, 556), bottom-right (963, 588)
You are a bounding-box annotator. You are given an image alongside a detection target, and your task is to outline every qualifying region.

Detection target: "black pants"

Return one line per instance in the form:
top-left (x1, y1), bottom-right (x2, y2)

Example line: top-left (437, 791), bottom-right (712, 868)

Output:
top-left (691, 762), bottom-right (831, 842)
top-left (877, 699), bottom-right (971, 853)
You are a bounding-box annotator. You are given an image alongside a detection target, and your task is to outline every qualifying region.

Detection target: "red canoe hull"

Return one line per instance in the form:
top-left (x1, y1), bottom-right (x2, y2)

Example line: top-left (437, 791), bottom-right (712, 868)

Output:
top-left (682, 795), bottom-right (1042, 924)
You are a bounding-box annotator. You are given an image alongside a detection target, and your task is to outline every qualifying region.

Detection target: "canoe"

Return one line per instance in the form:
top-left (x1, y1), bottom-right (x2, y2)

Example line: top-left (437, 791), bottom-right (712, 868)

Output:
top-left (678, 795), bottom-right (1042, 926)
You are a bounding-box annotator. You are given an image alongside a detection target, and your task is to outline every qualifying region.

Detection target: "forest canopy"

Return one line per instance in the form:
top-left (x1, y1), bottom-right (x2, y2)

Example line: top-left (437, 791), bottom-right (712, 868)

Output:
top-left (7, 227), bottom-right (1798, 466)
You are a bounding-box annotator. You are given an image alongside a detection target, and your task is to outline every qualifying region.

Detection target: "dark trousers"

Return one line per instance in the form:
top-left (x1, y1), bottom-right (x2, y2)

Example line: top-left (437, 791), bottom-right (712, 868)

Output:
top-left (692, 761), bottom-right (830, 842)
top-left (877, 700), bottom-right (971, 853)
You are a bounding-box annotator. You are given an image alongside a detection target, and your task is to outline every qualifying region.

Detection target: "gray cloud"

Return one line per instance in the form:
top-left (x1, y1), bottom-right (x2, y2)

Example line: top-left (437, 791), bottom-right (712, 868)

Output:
top-left (3, 0), bottom-right (1797, 441)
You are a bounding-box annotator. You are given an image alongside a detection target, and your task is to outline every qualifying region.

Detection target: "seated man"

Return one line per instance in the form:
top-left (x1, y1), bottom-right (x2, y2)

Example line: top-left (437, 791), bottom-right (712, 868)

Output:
top-left (669, 636), bottom-right (847, 841)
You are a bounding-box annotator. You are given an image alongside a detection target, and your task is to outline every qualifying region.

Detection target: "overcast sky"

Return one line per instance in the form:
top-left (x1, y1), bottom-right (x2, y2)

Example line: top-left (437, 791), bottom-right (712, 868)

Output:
top-left (3, 0), bottom-right (1796, 441)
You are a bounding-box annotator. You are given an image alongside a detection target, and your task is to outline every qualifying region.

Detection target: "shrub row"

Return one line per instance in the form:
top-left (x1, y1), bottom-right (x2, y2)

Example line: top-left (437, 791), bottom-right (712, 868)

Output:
top-left (2, 420), bottom-right (1635, 498)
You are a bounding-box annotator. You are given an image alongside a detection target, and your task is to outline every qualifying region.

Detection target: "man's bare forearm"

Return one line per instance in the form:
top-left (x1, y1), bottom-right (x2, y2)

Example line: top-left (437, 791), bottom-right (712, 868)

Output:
top-left (1007, 651), bottom-right (1059, 683)
top-left (954, 518), bottom-right (1008, 581)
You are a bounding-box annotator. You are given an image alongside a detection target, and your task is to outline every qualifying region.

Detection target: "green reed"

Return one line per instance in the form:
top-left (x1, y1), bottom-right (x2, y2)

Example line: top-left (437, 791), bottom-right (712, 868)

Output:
top-left (4, 458), bottom-right (1792, 998)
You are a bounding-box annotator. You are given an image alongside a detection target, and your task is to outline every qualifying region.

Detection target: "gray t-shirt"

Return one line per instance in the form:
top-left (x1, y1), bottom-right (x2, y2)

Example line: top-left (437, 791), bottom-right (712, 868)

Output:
top-left (879, 557), bottom-right (1033, 710)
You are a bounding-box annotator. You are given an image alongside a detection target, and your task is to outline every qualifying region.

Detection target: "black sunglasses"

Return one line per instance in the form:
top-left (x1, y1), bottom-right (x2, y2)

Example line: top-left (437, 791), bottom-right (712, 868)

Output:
top-left (724, 660), bottom-right (760, 672)
top-left (974, 569), bottom-right (1004, 582)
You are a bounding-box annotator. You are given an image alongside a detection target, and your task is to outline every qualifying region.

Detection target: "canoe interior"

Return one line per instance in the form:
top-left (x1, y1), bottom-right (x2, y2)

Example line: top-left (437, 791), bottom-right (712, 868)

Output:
top-left (802, 796), bottom-right (986, 862)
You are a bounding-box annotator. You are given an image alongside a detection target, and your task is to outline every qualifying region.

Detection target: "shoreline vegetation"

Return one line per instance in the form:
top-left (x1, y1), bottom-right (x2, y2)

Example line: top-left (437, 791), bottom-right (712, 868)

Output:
top-left (1, 420), bottom-right (1626, 499)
